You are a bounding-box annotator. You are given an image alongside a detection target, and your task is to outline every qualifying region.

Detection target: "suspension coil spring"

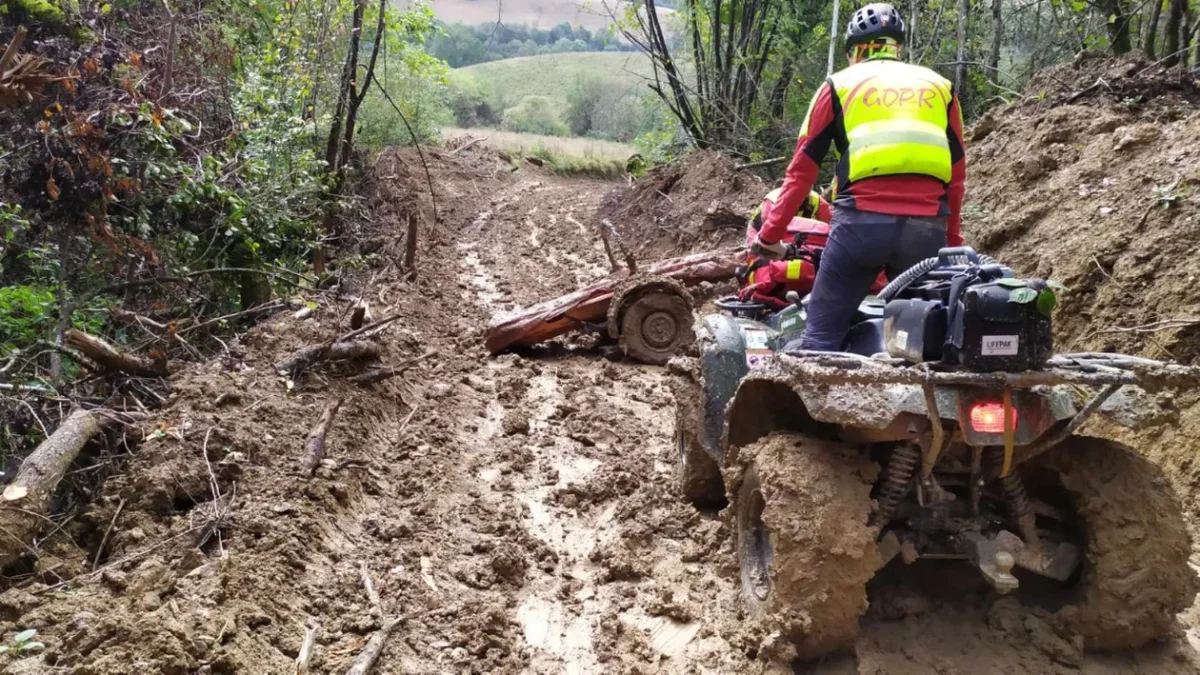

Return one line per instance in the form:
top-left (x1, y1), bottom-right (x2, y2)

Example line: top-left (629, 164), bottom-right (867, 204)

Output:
top-left (872, 443), bottom-right (920, 526)
top-left (1000, 470), bottom-right (1040, 545)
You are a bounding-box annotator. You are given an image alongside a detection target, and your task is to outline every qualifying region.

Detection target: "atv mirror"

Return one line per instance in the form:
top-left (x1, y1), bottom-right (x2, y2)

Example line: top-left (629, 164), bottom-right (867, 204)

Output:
top-left (786, 291), bottom-right (801, 306)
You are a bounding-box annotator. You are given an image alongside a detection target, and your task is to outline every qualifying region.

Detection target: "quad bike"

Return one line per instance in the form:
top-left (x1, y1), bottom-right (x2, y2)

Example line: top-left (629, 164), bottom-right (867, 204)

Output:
top-left (672, 246), bottom-right (1200, 660)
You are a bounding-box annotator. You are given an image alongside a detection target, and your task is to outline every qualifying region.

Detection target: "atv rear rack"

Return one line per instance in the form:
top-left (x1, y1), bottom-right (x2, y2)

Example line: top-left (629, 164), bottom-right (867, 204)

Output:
top-left (778, 350), bottom-right (1200, 391)
top-left (777, 350), bottom-right (1200, 477)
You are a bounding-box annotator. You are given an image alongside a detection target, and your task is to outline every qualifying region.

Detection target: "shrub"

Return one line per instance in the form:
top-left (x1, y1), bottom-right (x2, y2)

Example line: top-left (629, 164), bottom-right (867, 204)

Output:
top-left (501, 96), bottom-right (567, 136)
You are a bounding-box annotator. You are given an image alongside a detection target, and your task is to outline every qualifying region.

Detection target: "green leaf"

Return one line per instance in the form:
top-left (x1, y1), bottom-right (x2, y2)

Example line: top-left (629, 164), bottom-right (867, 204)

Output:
top-left (1046, 280), bottom-right (1068, 291)
top-left (12, 629), bottom-right (36, 644)
top-left (1009, 288), bottom-right (1038, 304)
top-left (1037, 289), bottom-right (1058, 316)
top-left (996, 278), bottom-right (1027, 288)
top-left (21, 641), bottom-right (44, 652)
top-left (0, 645), bottom-right (8, 654)
top-left (1071, 0), bottom-right (1086, 10)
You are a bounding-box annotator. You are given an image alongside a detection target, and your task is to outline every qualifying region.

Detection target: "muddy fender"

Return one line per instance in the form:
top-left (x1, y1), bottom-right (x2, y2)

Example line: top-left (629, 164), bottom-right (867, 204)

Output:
top-left (697, 314), bottom-right (754, 464)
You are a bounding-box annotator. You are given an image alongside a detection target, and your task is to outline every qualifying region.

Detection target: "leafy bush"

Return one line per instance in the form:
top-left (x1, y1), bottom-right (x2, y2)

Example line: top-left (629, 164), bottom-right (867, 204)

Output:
top-left (501, 96), bottom-right (567, 137)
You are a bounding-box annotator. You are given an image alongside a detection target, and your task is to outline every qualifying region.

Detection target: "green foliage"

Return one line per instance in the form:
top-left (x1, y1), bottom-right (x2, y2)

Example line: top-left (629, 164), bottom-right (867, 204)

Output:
top-left (0, 628), bottom-right (45, 657)
top-left (0, 285), bottom-right (110, 357)
top-left (502, 96), bottom-right (568, 136)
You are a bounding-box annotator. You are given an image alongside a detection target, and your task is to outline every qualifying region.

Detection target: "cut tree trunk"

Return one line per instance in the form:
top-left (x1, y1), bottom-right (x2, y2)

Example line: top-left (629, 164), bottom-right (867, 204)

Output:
top-left (66, 329), bottom-right (166, 377)
top-left (485, 248), bottom-right (741, 355)
top-left (0, 409), bottom-right (143, 569)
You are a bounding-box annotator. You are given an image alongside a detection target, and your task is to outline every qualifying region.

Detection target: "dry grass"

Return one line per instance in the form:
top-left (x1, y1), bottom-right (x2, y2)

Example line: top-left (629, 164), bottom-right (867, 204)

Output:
top-left (442, 127), bottom-right (635, 177)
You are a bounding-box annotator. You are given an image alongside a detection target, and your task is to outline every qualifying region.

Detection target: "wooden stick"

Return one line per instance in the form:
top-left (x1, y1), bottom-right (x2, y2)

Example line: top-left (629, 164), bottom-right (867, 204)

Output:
top-left (361, 561), bottom-right (381, 614)
top-left (597, 220), bottom-right (621, 272)
top-left (403, 214), bottom-right (418, 276)
top-left (0, 26), bottom-right (28, 77)
top-left (336, 313), bottom-right (402, 343)
top-left (344, 616), bottom-right (401, 675)
top-left (65, 329), bottom-right (165, 377)
top-left (448, 136), bottom-right (486, 156)
top-left (734, 155), bottom-right (788, 170)
top-left (301, 399), bottom-right (343, 476)
top-left (296, 623), bottom-right (317, 674)
top-left (91, 497), bottom-right (126, 572)
top-left (350, 350), bottom-right (436, 386)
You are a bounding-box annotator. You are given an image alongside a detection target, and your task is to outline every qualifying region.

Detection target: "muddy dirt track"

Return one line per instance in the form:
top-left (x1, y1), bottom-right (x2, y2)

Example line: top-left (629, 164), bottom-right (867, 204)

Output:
top-left (6, 145), bottom-right (1200, 675)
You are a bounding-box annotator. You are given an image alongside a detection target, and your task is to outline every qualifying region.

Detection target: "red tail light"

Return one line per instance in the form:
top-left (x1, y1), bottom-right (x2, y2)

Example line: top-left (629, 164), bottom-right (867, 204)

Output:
top-left (969, 401), bottom-right (1016, 434)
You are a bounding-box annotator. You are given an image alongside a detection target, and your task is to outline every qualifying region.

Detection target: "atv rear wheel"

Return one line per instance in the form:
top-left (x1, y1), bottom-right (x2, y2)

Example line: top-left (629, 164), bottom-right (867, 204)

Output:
top-left (734, 432), bottom-right (878, 661)
top-left (1027, 436), bottom-right (1197, 649)
top-left (671, 372), bottom-right (724, 507)
top-left (609, 277), bottom-right (694, 365)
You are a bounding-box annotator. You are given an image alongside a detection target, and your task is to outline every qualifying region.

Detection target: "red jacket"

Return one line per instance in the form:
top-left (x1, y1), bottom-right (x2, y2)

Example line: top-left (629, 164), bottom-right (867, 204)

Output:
top-left (760, 74), bottom-right (966, 248)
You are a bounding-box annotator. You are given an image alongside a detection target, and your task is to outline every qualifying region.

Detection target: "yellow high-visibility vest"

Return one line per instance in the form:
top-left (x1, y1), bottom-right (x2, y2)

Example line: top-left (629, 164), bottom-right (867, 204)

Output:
top-left (827, 58), bottom-right (954, 184)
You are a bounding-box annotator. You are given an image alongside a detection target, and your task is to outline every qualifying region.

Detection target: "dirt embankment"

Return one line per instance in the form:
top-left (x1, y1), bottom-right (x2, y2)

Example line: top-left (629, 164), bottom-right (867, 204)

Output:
top-left (597, 150), bottom-right (767, 259)
top-left (963, 53), bottom-right (1200, 526)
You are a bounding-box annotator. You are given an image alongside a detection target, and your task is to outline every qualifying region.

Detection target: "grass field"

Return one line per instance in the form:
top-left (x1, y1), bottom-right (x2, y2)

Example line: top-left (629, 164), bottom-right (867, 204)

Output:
top-left (452, 51), bottom-right (655, 110)
top-left (443, 127), bottom-right (635, 177)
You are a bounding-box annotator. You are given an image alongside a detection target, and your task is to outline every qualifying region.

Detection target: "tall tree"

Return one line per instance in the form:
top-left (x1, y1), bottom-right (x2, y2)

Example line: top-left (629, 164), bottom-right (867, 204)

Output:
top-left (1098, 0), bottom-right (1134, 53)
top-left (1143, 0), bottom-right (1163, 58)
top-left (617, 0), bottom-right (788, 152)
top-left (955, 0), bottom-right (969, 93)
top-left (1164, 0), bottom-right (1185, 65)
top-left (989, 0), bottom-right (1002, 87)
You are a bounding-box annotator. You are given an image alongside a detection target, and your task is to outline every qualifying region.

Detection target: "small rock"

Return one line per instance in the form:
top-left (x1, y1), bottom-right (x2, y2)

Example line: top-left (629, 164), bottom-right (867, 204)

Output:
top-left (1099, 206), bottom-right (1115, 216)
top-left (141, 591), bottom-right (163, 611)
top-left (501, 411), bottom-right (530, 436)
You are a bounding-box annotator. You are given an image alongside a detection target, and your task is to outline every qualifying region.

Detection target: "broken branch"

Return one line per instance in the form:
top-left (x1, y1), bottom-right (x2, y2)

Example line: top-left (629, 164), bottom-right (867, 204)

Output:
top-left (66, 329), bottom-right (166, 377)
top-left (277, 340), bottom-right (381, 377)
top-left (301, 399), bottom-right (343, 476)
top-left (344, 616), bottom-right (402, 675)
top-left (350, 350), bottom-right (437, 386)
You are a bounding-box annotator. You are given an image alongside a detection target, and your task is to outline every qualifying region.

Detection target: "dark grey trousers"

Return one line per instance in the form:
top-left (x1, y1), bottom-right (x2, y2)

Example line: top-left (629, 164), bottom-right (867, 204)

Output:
top-left (799, 209), bottom-right (947, 352)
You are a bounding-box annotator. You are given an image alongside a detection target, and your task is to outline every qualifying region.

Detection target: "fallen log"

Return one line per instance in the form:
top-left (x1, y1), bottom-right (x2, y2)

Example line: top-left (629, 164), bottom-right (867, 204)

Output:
top-left (66, 329), bottom-right (165, 377)
top-left (0, 408), bottom-right (145, 569)
top-left (485, 247), bottom-right (742, 355)
top-left (301, 399), bottom-right (343, 476)
top-left (277, 341), bottom-right (381, 377)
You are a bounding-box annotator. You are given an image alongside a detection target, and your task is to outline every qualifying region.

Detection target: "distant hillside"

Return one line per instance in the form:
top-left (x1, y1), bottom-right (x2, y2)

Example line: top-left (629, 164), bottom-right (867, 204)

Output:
top-left (428, 0), bottom-right (615, 31)
top-left (453, 51), bottom-right (655, 109)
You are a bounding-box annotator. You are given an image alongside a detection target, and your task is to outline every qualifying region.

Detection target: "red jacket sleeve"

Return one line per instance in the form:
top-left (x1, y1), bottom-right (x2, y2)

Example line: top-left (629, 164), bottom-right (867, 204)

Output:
top-left (945, 92), bottom-right (967, 248)
top-left (760, 83), bottom-right (837, 245)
